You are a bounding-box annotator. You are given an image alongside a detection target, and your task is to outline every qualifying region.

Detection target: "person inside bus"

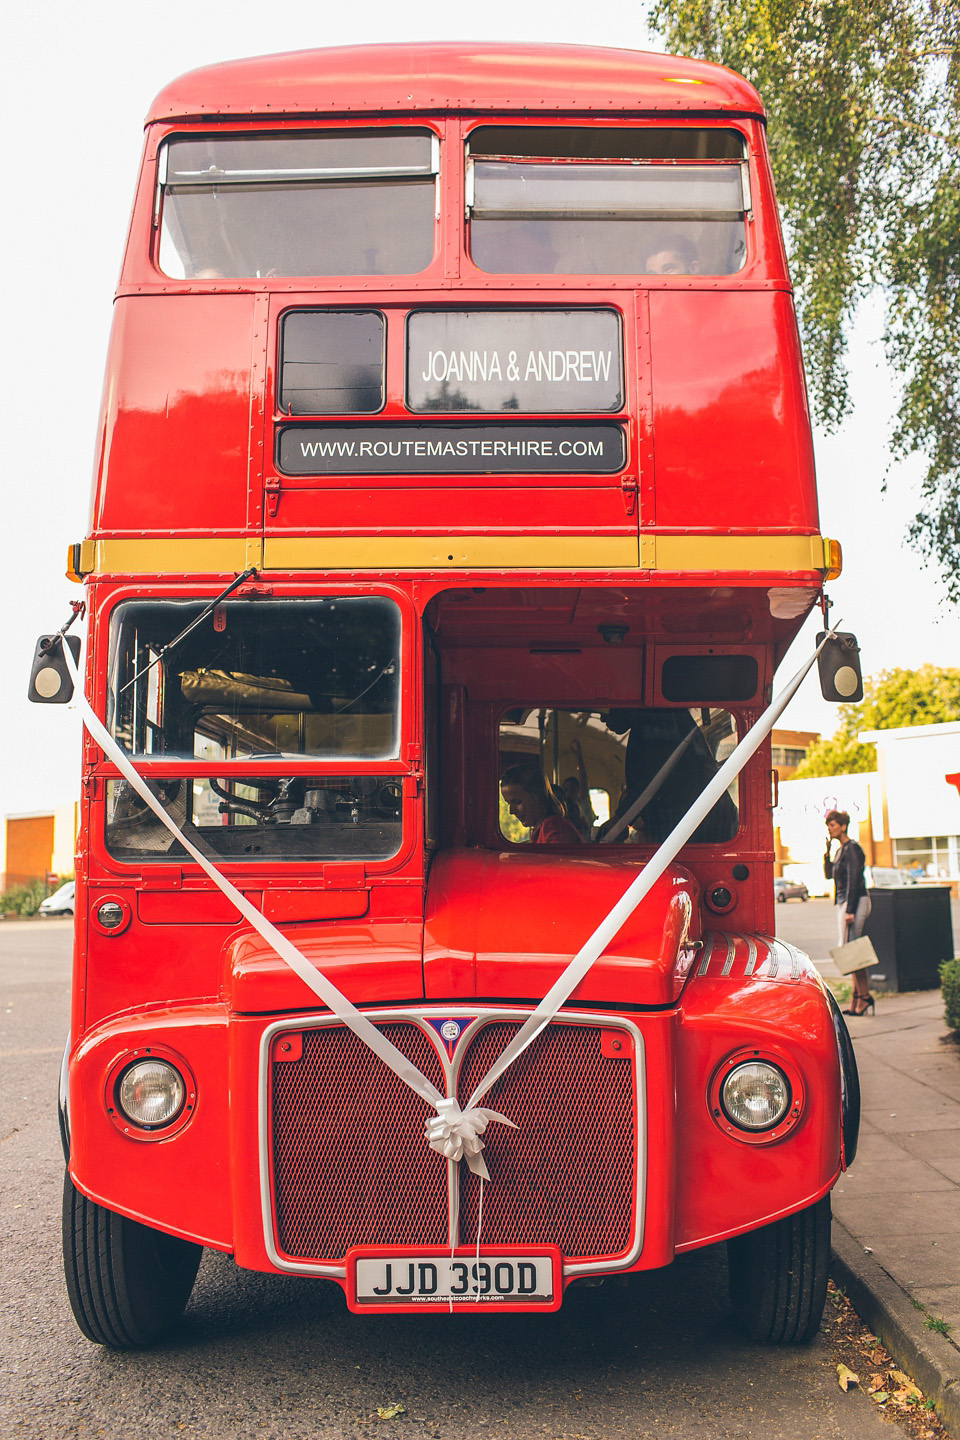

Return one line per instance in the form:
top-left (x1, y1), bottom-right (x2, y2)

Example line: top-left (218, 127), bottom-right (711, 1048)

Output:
top-left (561, 738), bottom-right (596, 839)
top-left (561, 775), bottom-right (593, 840)
top-left (500, 763), bottom-right (583, 845)
top-left (600, 708), bottom-right (736, 843)
top-left (645, 233), bottom-right (700, 275)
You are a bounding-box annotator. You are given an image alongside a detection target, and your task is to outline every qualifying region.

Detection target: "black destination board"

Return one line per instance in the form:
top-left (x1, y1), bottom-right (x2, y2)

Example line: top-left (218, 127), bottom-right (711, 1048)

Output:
top-left (407, 310), bottom-right (623, 413)
top-left (277, 423), bottom-right (625, 475)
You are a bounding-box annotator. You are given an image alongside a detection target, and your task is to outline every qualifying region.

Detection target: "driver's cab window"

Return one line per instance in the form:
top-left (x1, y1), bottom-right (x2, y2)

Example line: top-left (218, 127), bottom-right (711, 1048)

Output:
top-left (498, 707), bottom-right (739, 846)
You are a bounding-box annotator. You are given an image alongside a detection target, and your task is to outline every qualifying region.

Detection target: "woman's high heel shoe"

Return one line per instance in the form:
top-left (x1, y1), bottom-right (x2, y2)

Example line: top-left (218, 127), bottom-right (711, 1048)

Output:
top-left (843, 995), bottom-right (875, 1016)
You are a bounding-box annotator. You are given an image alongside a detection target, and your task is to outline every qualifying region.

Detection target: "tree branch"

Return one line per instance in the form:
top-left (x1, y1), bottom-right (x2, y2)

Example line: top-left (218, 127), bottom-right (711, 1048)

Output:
top-left (869, 113), bottom-right (960, 149)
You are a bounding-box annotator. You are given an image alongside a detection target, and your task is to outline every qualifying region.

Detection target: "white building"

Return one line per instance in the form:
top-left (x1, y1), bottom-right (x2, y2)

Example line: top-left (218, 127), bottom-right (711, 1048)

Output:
top-left (774, 772), bottom-right (883, 896)
top-left (861, 720), bottom-right (960, 883)
top-left (774, 720), bottom-right (960, 893)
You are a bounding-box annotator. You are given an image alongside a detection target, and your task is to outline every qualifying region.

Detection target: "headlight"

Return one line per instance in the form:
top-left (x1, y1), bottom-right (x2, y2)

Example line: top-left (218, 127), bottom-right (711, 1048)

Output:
top-left (117, 1059), bottom-right (185, 1128)
top-left (721, 1061), bottom-right (790, 1131)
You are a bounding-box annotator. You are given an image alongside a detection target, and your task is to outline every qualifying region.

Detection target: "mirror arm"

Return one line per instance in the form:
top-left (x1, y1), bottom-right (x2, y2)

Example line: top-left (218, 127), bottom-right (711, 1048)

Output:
top-left (40, 600), bottom-right (85, 654)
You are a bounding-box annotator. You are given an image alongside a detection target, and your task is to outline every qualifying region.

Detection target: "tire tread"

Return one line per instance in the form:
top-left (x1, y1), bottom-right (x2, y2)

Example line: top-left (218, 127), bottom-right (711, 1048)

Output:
top-left (727, 1195), bottom-right (830, 1344)
top-left (62, 1172), bottom-right (201, 1349)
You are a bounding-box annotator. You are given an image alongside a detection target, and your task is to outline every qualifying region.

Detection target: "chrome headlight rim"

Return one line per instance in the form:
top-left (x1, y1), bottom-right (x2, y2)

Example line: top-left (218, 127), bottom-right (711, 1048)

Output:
top-left (105, 1046), bottom-right (197, 1141)
top-left (709, 1048), bottom-right (804, 1146)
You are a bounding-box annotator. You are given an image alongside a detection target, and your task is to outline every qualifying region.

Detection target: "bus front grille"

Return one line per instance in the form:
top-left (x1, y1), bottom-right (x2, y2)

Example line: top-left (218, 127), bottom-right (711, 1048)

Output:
top-left (457, 1023), bottom-right (636, 1260)
top-left (270, 1018), bottom-right (638, 1265)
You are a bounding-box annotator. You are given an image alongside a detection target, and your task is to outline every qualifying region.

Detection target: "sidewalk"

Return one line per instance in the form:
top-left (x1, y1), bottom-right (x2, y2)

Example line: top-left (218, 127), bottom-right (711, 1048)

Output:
top-left (817, 971), bottom-right (960, 1433)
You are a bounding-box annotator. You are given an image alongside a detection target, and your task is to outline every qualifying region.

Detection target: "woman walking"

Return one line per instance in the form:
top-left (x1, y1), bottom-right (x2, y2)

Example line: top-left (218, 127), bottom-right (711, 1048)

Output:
top-left (824, 809), bottom-right (873, 1015)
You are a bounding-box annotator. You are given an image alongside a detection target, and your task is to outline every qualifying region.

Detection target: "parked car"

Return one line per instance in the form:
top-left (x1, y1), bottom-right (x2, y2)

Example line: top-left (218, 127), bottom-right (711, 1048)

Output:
top-left (38, 881), bottom-right (75, 917)
top-left (774, 877), bottom-right (809, 903)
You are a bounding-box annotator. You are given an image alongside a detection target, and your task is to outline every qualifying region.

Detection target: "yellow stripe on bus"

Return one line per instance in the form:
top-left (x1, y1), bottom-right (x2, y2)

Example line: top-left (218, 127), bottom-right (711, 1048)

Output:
top-left (69, 534), bottom-right (840, 578)
top-left (265, 536), bottom-right (640, 569)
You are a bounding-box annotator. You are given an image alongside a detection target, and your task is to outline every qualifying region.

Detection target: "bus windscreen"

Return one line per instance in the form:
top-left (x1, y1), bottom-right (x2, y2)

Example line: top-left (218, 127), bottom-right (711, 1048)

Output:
top-left (106, 596), bottom-right (401, 762)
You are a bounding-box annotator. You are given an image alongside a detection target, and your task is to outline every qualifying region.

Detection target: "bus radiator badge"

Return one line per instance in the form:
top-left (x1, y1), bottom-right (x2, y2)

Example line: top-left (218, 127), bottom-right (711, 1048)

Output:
top-left (428, 1017), bottom-right (476, 1059)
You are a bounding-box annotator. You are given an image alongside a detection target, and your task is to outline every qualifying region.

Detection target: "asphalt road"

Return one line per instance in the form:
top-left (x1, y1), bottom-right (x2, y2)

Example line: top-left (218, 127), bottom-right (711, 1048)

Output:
top-left (774, 893), bottom-right (845, 960)
top-left (774, 891), bottom-right (960, 972)
top-left (1, 918), bottom-right (912, 1440)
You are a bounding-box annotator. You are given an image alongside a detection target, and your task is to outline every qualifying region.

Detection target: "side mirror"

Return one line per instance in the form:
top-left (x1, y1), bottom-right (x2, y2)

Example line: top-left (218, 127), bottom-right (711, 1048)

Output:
top-left (817, 631), bottom-right (863, 703)
top-left (27, 634), bottom-right (81, 704)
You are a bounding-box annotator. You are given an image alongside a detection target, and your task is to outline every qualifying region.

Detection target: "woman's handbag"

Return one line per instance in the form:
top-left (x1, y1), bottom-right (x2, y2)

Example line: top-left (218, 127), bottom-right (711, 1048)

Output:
top-left (829, 933), bottom-right (880, 976)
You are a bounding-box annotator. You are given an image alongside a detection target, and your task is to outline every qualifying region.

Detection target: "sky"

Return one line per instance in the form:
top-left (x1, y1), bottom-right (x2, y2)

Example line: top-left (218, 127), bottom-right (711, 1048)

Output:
top-left (2, 0), bottom-right (958, 820)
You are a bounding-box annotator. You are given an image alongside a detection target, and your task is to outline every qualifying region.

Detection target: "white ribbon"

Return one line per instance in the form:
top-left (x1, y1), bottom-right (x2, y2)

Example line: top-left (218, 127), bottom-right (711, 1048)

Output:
top-left (461, 628), bottom-right (837, 1113)
top-left (425, 1098), bottom-right (516, 1180)
top-left (60, 622), bottom-right (835, 1193)
top-left (60, 642), bottom-right (445, 1115)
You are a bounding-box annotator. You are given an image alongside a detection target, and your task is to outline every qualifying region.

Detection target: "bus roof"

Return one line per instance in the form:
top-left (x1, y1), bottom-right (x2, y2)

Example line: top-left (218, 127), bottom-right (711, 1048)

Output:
top-left (146, 42), bottom-right (765, 124)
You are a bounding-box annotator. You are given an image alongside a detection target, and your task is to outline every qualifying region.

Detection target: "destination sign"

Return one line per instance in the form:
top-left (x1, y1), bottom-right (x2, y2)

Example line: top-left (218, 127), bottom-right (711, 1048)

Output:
top-left (277, 423), bottom-right (625, 475)
top-left (407, 310), bottom-right (623, 414)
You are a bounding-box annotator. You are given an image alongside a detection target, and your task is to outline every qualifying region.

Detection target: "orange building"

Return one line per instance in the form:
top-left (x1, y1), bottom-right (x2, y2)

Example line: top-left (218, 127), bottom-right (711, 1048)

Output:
top-left (770, 728), bottom-right (819, 781)
top-left (2, 807), bottom-right (78, 891)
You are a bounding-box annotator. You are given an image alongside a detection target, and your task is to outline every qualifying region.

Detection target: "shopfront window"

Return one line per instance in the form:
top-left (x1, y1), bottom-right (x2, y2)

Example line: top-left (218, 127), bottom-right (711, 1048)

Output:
top-left (893, 836), bottom-right (958, 880)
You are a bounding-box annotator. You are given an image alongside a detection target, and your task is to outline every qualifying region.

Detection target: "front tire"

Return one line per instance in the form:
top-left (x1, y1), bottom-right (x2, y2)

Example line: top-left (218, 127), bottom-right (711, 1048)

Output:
top-left (777, 892), bottom-right (786, 903)
top-left (727, 1196), bottom-right (830, 1343)
top-left (62, 1172), bottom-right (202, 1348)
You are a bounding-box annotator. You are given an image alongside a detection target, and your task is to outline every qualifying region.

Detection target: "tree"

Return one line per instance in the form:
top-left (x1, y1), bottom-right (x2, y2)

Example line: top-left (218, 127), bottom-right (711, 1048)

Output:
top-left (647, 0), bottom-right (960, 594)
top-left (792, 663), bottom-right (960, 774)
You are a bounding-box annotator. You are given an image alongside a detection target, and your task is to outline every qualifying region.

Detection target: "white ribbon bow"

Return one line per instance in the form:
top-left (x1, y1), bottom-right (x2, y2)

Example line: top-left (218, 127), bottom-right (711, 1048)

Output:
top-left (425, 1098), bottom-right (517, 1180)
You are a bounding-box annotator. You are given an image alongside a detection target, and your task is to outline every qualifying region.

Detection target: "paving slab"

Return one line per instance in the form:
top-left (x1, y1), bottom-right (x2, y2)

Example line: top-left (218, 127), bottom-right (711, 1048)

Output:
top-left (897, 1129), bottom-right (960, 1161)
top-left (829, 989), bottom-right (960, 1435)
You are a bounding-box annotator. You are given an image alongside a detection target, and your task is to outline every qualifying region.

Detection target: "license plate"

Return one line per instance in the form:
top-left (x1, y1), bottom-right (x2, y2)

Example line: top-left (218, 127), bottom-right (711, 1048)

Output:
top-left (350, 1251), bottom-right (557, 1309)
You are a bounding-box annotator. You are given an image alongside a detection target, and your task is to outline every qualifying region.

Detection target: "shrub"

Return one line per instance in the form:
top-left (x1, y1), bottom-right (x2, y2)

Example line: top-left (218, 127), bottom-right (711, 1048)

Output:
top-left (941, 958), bottom-right (960, 1032)
top-left (0, 879), bottom-right (50, 917)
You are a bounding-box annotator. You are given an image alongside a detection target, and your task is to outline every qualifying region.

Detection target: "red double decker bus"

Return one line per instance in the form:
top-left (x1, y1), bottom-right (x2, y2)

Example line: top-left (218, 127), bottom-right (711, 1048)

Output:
top-left (33, 42), bottom-right (860, 1347)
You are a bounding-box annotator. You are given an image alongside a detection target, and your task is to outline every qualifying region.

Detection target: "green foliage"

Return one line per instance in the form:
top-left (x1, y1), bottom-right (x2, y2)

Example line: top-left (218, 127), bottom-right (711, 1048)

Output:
top-left (793, 732), bottom-right (876, 775)
top-left (792, 663), bottom-right (960, 775)
top-left (925, 1313), bottom-right (953, 1336)
top-left (0, 880), bottom-right (49, 916)
top-left (647, 0), bottom-right (960, 594)
top-left (941, 957), bottom-right (960, 1031)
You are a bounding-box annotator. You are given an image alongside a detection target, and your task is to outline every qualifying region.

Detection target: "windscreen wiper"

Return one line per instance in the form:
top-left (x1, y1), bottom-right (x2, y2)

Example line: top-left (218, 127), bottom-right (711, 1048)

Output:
top-left (118, 568), bottom-right (257, 697)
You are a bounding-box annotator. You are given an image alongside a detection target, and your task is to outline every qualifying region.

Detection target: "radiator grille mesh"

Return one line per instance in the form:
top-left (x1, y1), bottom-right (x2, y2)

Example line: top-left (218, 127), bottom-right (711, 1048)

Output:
top-left (456, 1023), bottom-right (635, 1259)
top-left (272, 1024), bottom-right (446, 1261)
top-left (269, 1018), bottom-right (636, 1264)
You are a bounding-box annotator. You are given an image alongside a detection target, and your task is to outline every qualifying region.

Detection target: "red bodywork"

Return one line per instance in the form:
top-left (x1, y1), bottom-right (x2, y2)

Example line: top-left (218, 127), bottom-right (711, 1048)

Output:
top-left (65, 43), bottom-right (849, 1316)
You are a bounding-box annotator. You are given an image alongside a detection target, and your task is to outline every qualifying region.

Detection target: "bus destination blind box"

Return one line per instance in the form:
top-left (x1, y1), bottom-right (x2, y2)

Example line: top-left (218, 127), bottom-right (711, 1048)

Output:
top-left (817, 631), bottom-right (864, 703)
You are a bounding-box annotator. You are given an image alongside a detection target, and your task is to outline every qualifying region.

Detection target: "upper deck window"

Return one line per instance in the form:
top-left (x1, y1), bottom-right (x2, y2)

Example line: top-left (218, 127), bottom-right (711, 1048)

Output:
top-left (107, 596), bottom-right (401, 762)
top-left (157, 130), bottom-right (438, 279)
top-left (467, 127), bottom-right (748, 277)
